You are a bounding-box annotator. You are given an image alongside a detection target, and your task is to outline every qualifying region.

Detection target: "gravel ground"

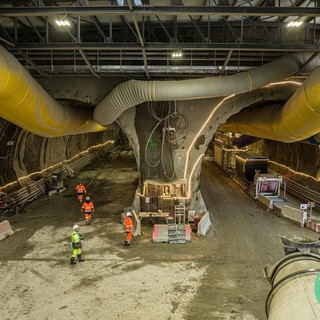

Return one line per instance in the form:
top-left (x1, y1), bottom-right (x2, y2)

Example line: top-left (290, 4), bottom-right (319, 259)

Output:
top-left (0, 157), bottom-right (318, 320)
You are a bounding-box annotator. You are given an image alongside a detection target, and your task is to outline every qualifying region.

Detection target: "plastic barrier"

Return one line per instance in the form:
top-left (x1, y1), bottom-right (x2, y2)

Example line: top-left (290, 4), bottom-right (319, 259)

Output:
top-left (0, 220), bottom-right (14, 241)
top-left (197, 212), bottom-right (212, 237)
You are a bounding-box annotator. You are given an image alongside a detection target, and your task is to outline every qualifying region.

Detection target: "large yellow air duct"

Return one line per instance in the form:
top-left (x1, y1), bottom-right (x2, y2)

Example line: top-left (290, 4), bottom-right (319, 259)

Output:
top-left (0, 46), bottom-right (105, 138)
top-left (219, 66), bottom-right (320, 143)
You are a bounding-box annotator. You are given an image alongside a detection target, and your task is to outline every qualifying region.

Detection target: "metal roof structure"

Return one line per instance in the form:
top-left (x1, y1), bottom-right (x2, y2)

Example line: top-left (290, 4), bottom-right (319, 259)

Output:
top-left (0, 0), bottom-right (319, 79)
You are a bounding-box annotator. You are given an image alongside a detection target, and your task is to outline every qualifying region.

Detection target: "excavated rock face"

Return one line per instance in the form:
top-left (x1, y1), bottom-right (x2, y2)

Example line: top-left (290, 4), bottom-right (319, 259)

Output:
top-left (250, 140), bottom-right (320, 191)
top-left (0, 117), bottom-right (118, 191)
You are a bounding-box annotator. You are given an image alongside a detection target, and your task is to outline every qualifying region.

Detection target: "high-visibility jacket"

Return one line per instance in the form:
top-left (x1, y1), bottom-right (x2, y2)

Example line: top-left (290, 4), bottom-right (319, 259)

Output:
top-left (72, 231), bottom-right (82, 244)
top-left (124, 217), bottom-right (133, 233)
top-left (76, 184), bottom-right (86, 194)
top-left (82, 201), bottom-right (94, 213)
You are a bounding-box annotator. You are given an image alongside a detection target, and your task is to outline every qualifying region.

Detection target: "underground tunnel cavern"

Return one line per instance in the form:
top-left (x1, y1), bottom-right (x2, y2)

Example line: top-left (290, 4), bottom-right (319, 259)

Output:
top-left (1, 2), bottom-right (320, 319)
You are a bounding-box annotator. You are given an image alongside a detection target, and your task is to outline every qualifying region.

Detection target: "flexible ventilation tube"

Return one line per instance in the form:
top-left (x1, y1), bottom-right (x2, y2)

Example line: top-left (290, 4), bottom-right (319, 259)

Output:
top-left (219, 66), bottom-right (320, 143)
top-left (0, 46), bottom-right (105, 138)
top-left (94, 52), bottom-right (315, 126)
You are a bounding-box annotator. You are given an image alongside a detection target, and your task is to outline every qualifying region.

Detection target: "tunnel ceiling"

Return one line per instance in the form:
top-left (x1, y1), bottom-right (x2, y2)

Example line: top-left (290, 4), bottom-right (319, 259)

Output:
top-left (0, 0), bottom-right (320, 80)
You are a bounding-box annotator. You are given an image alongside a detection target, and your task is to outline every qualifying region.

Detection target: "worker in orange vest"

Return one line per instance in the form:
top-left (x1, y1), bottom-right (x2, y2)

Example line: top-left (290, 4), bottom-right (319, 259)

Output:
top-left (81, 196), bottom-right (94, 225)
top-left (75, 181), bottom-right (87, 203)
top-left (124, 212), bottom-right (134, 247)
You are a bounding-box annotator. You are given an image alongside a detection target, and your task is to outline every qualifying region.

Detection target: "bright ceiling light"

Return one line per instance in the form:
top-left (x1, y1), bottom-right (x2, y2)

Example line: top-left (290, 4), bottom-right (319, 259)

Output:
top-left (56, 20), bottom-right (70, 27)
top-left (287, 20), bottom-right (303, 27)
top-left (172, 51), bottom-right (182, 58)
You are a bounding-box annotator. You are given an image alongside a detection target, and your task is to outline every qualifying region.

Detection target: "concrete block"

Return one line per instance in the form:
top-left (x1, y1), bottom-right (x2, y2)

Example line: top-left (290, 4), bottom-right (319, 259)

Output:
top-left (0, 220), bottom-right (14, 241)
top-left (153, 224), bottom-right (168, 243)
top-left (281, 205), bottom-right (305, 225)
top-left (258, 194), bottom-right (273, 209)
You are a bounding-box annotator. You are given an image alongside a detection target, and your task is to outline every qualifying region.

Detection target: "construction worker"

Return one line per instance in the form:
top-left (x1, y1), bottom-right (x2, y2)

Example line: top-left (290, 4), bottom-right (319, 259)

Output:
top-left (70, 224), bottom-right (85, 265)
top-left (81, 196), bottom-right (94, 225)
top-left (75, 181), bottom-right (87, 203)
top-left (124, 212), bottom-right (134, 247)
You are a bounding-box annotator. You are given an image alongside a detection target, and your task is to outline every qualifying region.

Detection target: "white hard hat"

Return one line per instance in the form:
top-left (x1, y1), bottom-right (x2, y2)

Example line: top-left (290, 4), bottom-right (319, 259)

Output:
top-left (126, 212), bottom-right (132, 217)
top-left (73, 224), bottom-right (80, 230)
top-left (85, 196), bottom-right (90, 201)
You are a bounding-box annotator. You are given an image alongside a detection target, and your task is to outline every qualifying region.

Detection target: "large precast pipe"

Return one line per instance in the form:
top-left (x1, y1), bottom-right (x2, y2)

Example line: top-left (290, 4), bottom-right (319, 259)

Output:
top-left (93, 52), bottom-right (315, 126)
top-left (264, 252), bottom-right (320, 320)
top-left (0, 46), bottom-right (105, 138)
top-left (219, 65), bottom-right (320, 143)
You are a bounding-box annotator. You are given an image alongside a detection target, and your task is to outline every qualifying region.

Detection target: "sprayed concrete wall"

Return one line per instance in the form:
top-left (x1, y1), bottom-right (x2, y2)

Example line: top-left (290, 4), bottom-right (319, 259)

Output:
top-left (0, 117), bottom-right (118, 191)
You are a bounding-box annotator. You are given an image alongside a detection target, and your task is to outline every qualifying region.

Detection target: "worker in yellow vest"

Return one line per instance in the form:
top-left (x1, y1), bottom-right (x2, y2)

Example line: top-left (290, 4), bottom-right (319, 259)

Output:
top-left (70, 224), bottom-right (85, 265)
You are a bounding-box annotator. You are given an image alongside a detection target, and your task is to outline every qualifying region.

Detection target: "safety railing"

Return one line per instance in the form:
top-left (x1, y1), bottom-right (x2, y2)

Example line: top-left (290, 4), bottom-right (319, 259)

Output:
top-left (1, 149), bottom-right (108, 214)
top-left (281, 176), bottom-right (320, 211)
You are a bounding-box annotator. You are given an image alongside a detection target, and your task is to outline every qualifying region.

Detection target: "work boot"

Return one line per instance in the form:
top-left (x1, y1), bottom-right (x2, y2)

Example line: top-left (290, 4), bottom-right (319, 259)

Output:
top-left (70, 257), bottom-right (77, 265)
top-left (77, 254), bottom-right (85, 262)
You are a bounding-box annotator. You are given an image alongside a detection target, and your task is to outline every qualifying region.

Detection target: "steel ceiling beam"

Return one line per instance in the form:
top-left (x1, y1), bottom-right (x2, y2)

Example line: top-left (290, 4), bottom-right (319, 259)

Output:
top-left (220, 50), bottom-right (233, 75)
top-left (1, 6), bottom-right (320, 17)
top-left (127, 0), bottom-right (150, 79)
top-left (13, 42), bottom-right (320, 51)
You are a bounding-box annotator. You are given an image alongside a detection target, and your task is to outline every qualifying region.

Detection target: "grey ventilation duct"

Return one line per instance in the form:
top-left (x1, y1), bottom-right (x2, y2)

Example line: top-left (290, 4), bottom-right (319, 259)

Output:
top-left (94, 52), bottom-right (315, 126)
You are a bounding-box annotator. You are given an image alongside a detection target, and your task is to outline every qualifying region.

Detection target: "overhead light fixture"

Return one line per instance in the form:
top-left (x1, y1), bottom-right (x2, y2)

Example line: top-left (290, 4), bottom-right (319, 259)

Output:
top-left (287, 20), bottom-right (303, 27)
top-left (56, 20), bottom-right (70, 27)
top-left (172, 51), bottom-right (182, 58)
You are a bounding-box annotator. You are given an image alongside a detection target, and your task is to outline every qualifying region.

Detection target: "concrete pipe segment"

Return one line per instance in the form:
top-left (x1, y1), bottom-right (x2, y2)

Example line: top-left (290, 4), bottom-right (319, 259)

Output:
top-left (264, 252), bottom-right (320, 320)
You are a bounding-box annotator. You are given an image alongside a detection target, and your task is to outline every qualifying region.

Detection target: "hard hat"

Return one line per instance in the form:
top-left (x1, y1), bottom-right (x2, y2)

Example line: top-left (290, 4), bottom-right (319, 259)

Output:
top-left (126, 212), bottom-right (132, 217)
top-left (73, 224), bottom-right (80, 230)
top-left (85, 196), bottom-right (90, 201)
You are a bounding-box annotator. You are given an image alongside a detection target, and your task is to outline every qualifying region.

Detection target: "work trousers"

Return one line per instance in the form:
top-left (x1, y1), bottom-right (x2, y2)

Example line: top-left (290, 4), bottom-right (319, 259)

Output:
top-left (126, 231), bottom-right (133, 243)
top-left (84, 213), bottom-right (92, 223)
top-left (72, 247), bottom-right (81, 258)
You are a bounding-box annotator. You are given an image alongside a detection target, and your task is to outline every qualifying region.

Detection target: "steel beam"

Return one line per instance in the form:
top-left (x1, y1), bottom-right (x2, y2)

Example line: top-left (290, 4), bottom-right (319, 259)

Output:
top-left (127, 0), bottom-right (150, 78)
top-left (13, 42), bottom-right (320, 51)
top-left (1, 6), bottom-right (320, 17)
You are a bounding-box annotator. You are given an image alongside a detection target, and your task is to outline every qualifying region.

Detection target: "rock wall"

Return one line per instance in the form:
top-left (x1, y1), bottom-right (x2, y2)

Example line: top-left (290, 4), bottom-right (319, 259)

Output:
top-left (250, 140), bottom-right (320, 191)
top-left (0, 117), bottom-right (118, 191)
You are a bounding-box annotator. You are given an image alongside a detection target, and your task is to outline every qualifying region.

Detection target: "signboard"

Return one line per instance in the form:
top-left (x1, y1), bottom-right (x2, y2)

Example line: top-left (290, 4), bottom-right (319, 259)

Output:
top-left (300, 204), bottom-right (308, 210)
top-left (145, 197), bottom-right (150, 204)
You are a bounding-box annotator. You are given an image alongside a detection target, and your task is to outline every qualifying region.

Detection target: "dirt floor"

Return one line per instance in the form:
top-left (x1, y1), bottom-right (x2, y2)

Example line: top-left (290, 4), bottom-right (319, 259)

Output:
top-left (1, 157), bottom-right (319, 320)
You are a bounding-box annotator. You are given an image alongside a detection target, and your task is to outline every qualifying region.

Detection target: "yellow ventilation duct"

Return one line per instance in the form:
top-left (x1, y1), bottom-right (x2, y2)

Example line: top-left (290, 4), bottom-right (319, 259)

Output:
top-left (219, 66), bottom-right (320, 143)
top-left (0, 46), bottom-right (105, 138)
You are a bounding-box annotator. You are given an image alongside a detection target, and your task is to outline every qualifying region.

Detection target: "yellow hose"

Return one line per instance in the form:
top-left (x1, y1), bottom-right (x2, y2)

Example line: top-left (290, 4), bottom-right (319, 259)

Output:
top-left (219, 66), bottom-right (320, 143)
top-left (0, 46), bottom-right (105, 137)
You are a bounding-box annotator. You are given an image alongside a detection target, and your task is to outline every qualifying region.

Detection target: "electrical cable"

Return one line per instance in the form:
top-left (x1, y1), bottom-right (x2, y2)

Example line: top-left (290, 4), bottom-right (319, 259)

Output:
top-left (145, 101), bottom-right (172, 168)
top-left (144, 119), bottom-right (163, 168)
